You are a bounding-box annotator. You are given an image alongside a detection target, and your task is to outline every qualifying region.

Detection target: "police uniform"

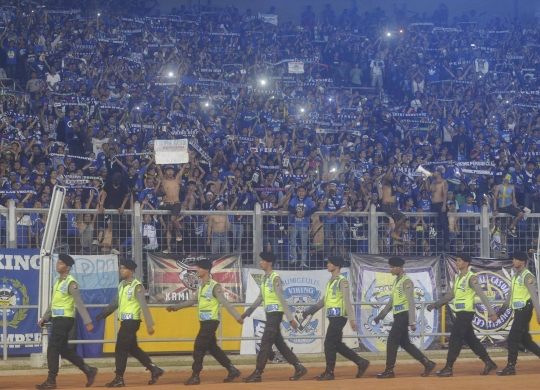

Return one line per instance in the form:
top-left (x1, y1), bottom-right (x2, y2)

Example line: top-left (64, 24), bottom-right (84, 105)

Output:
top-left (170, 259), bottom-right (242, 385)
top-left (375, 257), bottom-right (436, 379)
top-left (497, 252), bottom-right (540, 375)
top-left (98, 259), bottom-right (163, 387)
top-left (303, 256), bottom-right (370, 380)
top-left (241, 252), bottom-right (307, 383)
top-left (432, 255), bottom-right (497, 376)
top-left (36, 254), bottom-right (98, 390)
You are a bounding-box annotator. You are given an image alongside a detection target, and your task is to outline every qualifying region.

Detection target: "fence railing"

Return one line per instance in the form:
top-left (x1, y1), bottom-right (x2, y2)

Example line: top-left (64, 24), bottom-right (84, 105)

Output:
top-left (4, 301), bottom-right (537, 361)
top-left (3, 201), bottom-right (536, 283)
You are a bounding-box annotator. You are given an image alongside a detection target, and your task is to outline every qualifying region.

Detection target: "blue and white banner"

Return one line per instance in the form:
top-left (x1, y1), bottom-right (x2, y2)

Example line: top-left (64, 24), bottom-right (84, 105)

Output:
top-left (0, 250), bottom-right (41, 355)
top-left (240, 268), bottom-right (354, 354)
top-left (350, 254), bottom-right (441, 352)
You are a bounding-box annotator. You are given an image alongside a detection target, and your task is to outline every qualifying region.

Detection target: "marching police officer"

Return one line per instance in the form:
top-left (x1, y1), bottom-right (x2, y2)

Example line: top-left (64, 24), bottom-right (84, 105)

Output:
top-left (96, 259), bottom-right (164, 387)
top-left (166, 259), bottom-right (242, 385)
top-left (239, 252), bottom-right (308, 383)
top-left (36, 253), bottom-right (98, 389)
top-left (302, 256), bottom-right (370, 380)
top-left (496, 251), bottom-right (540, 375)
top-left (427, 254), bottom-right (498, 376)
top-left (374, 257), bottom-right (436, 378)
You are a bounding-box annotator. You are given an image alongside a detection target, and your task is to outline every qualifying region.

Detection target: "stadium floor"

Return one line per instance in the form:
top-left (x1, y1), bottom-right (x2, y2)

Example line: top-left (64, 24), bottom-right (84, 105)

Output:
top-left (3, 361), bottom-right (539, 389)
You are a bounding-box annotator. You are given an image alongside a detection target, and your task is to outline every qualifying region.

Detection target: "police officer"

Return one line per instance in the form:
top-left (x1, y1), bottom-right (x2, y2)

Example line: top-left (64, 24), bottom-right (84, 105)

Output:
top-left (96, 259), bottom-right (164, 387)
top-left (302, 256), bottom-right (370, 380)
top-left (427, 254), bottom-right (498, 376)
top-left (496, 251), bottom-right (540, 375)
top-left (36, 253), bottom-right (98, 389)
top-left (166, 259), bottom-right (242, 385)
top-left (374, 257), bottom-right (436, 378)
top-left (239, 252), bottom-right (308, 383)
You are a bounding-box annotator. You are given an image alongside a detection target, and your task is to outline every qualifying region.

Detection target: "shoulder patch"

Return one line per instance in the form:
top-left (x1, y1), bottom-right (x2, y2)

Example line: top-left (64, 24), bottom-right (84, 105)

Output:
top-left (404, 280), bottom-right (412, 288)
top-left (343, 280), bottom-right (349, 288)
top-left (471, 276), bottom-right (478, 284)
top-left (136, 285), bottom-right (142, 292)
top-left (526, 275), bottom-right (534, 284)
top-left (274, 278), bottom-right (280, 286)
top-left (215, 285), bottom-right (222, 293)
top-left (69, 281), bottom-right (78, 289)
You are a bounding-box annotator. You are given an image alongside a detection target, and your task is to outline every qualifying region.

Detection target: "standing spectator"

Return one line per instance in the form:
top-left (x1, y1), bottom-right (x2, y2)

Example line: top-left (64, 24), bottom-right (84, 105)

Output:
top-left (319, 181), bottom-right (347, 258)
top-left (370, 53), bottom-right (384, 89)
top-left (288, 186), bottom-right (317, 268)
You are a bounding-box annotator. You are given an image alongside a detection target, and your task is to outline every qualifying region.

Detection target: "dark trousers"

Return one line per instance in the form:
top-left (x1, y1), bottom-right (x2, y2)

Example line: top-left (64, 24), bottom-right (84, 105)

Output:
top-left (431, 202), bottom-right (449, 241)
top-left (48, 317), bottom-right (85, 375)
top-left (115, 320), bottom-right (152, 376)
top-left (256, 312), bottom-right (299, 371)
top-left (325, 317), bottom-right (361, 370)
top-left (447, 311), bottom-right (488, 363)
top-left (507, 300), bottom-right (540, 362)
top-left (386, 312), bottom-right (425, 367)
top-left (193, 320), bottom-right (231, 372)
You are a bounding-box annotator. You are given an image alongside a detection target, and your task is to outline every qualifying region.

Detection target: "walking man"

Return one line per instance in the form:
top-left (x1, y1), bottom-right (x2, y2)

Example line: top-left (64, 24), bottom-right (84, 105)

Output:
top-left (36, 253), bottom-right (98, 389)
top-left (427, 254), bottom-right (498, 376)
top-left (96, 259), bottom-right (164, 387)
top-left (302, 256), bottom-right (370, 380)
top-left (166, 258), bottom-right (242, 385)
top-left (239, 252), bottom-right (308, 382)
top-left (496, 251), bottom-right (540, 375)
top-left (374, 257), bottom-right (436, 378)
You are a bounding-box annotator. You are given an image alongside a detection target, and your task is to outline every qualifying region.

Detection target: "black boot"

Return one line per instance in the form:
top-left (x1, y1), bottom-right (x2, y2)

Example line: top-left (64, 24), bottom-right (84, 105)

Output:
top-left (223, 365), bottom-right (241, 383)
top-left (82, 364), bottom-right (98, 387)
top-left (148, 364), bottom-right (164, 385)
top-left (243, 370), bottom-right (263, 383)
top-left (36, 373), bottom-right (57, 390)
top-left (480, 356), bottom-right (497, 375)
top-left (316, 370), bottom-right (334, 381)
top-left (420, 357), bottom-right (436, 377)
top-left (377, 366), bottom-right (395, 379)
top-left (184, 372), bottom-right (200, 386)
top-left (289, 363), bottom-right (308, 381)
top-left (356, 358), bottom-right (370, 378)
top-left (497, 361), bottom-right (516, 376)
top-left (436, 366), bottom-right (453, 377)
top-left (105, 375), bottom-right (125, 388)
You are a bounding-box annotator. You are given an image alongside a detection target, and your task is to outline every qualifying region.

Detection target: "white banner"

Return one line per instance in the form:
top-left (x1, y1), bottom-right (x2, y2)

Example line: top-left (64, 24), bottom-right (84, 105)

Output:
top-left (288, 62), bottom-right (304, 74)
top-left (240, 268), bottom-right (355, 355)
top-left (258, 13), bottom-right (278, 26)
top-left (154, 139), bottom-right (189, 165)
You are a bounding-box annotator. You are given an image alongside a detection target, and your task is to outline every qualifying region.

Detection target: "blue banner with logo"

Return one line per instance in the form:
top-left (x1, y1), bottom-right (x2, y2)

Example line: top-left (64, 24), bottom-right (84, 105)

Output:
top-left (0, 249), bottom-right (41, 355)
top-left (53, 254), bottom-right (119, 358)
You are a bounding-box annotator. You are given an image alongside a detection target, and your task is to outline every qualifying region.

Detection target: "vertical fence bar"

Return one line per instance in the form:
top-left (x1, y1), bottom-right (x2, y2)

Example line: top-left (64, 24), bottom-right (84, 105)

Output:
top-left (2, 308), bottom-right (7, 361)
top-left (7, 199), bottom-right (16, 249)
top-left (420, 302), bottom-right (425, 351)
top-left (253, 203), bottom-right (263, 267)
top-left (480, 205), bottom-right (490, 258)
top-left (369, 204), bottom-right (378, 254)
top-left (133, 202), bottom-right (143, 282)
top-left (219, 305), bottom-right (223, 349)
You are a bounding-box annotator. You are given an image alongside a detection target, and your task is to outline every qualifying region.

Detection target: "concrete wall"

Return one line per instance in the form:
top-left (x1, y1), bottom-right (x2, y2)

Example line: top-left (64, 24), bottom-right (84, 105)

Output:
top-left (158, 0), bottom-right (540, 23)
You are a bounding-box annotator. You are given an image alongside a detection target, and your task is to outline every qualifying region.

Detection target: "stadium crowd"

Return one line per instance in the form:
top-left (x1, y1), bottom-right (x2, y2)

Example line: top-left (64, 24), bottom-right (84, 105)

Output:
top-left (1, 0), bottom-right (540, 266)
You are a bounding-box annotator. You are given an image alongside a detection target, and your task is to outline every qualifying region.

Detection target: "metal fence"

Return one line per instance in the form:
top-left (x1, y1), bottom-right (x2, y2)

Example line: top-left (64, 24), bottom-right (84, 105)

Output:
top-left (2, 201), bottom-right (535, 283)
top-left (5, 300), bottom-right (540, 361)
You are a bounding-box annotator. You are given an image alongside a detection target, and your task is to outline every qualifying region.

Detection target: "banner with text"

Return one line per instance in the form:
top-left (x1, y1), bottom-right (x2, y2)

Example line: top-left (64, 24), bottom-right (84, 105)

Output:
top-left (155, 139), bottom-right (189, 164)
top-left (0, 250), bottom-right (41, 355)
top-left (240, 268), bottom-right (354, 355)
top-left (350, 254), bottom-right (441, 352)
top-left (147, 253), bottom-right (243, 304)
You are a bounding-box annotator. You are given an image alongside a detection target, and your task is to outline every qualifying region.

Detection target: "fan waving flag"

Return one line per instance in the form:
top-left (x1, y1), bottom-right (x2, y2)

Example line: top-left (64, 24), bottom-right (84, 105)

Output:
top-left (148, 253), bottom-right (243, 303)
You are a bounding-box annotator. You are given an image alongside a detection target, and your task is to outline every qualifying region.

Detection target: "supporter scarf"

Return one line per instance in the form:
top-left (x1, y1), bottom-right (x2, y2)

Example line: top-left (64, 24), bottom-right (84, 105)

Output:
top-left (189, 139), bottom-right (212, 167)
top-left (50, 153), bottom-right (96, 162)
